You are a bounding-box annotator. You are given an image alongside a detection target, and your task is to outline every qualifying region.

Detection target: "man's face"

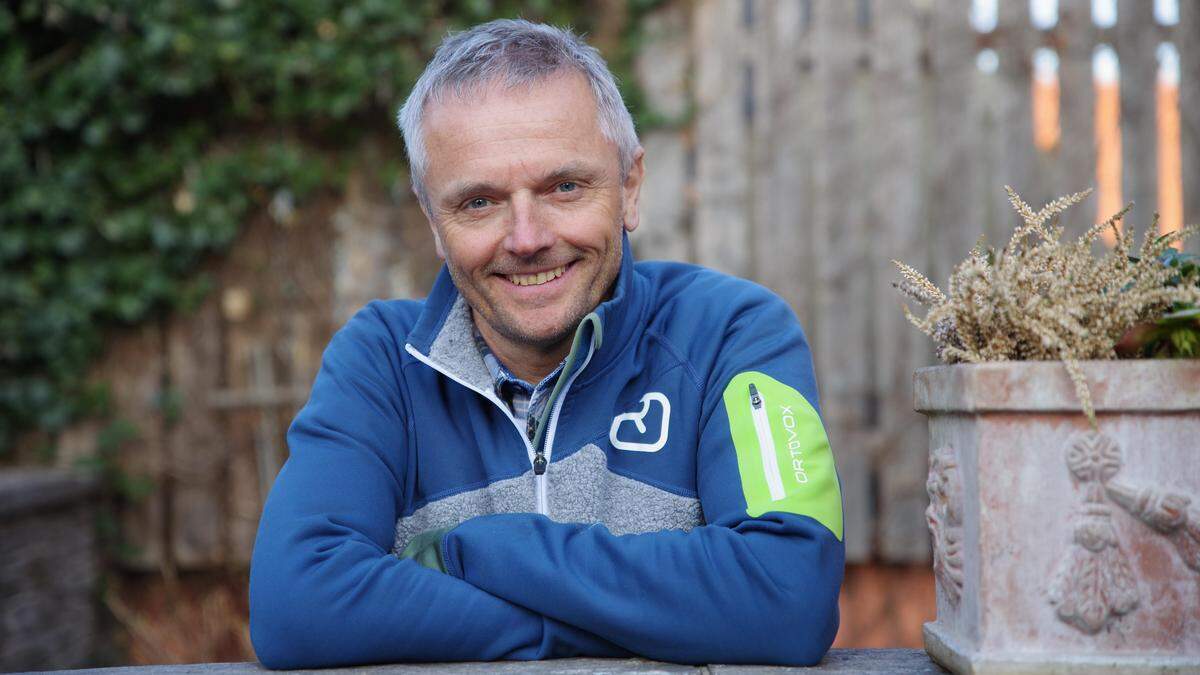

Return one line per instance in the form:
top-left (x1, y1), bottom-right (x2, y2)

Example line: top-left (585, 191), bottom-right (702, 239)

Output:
top-left (419, 72), bottom-right (644, 356)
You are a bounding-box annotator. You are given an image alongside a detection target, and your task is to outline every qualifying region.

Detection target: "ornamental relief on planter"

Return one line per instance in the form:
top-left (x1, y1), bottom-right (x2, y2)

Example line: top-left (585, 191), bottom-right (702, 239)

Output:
top-left (1048, 431), bottom-right (1200, 635)
top-left (926, 445), bottom-right (964, 606)
top-left (1105, 481), bottom-right (1200, 572)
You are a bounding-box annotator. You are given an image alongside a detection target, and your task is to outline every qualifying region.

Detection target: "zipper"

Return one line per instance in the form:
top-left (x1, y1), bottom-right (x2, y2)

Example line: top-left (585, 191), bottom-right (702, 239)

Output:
top-left (407, 311), bottom-right (601, 517)
top-left (533, 340), bottom-right (597, 515)
top-left (406, 339), bottom-right (596, 517)
top-left (749, 383), bottom-right (787, 501)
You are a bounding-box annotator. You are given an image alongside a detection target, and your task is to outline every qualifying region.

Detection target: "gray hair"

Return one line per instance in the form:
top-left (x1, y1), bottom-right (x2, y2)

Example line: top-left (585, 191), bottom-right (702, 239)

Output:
top-left (396, 19), bottom-right (640, 210)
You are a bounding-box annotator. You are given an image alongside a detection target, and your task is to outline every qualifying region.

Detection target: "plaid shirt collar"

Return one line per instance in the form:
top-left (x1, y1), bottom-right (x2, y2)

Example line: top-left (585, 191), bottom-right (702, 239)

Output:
top-left (471, 322), bottom-right (564, 440)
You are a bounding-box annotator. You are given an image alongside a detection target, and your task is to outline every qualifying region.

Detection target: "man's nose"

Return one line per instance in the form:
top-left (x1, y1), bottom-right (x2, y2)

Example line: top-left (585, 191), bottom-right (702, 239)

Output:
top-left (504, 192), bottom-right (555, 257)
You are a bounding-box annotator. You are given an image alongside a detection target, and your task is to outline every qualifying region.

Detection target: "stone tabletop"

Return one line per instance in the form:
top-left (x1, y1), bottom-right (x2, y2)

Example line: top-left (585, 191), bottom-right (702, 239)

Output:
top-left (42, 650), bottom-right (946, 674)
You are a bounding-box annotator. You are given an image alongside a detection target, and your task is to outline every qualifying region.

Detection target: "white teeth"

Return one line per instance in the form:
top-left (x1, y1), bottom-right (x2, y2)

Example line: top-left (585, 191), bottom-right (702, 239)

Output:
top-left (507, 265), bottom-right (566, 286)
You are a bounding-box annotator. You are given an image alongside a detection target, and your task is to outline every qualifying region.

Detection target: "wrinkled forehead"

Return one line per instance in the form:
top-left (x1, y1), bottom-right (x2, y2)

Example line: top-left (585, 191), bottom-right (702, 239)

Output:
top-left (419, 71), bottom-right (615, 185)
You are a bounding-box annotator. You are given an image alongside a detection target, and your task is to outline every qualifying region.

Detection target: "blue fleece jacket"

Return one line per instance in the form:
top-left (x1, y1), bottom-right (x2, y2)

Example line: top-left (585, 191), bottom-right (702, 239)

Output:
top-left (249, 235), bottom-right (844, 668)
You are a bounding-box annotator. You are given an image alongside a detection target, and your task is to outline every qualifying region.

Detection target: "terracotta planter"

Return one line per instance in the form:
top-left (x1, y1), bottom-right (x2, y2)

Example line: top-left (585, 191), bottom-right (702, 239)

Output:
top-left (915, 361), bottom-right (1200, 674)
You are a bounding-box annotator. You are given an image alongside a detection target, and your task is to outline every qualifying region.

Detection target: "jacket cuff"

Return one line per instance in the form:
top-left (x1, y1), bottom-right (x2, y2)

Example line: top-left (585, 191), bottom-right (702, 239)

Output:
top-left (441, 527), bottom-right (465, 579)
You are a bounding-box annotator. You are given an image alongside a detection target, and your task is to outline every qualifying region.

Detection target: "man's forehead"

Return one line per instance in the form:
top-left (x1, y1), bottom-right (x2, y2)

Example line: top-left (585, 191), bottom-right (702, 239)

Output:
top-left (422, 70), bottom-right (598, 134)
top-left (420, 71), bottom-right (617, 191)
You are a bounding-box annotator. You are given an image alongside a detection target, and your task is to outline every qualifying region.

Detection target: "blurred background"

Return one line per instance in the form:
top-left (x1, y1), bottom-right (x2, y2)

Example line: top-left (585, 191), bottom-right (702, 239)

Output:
top-left (2, 0), bottom-right (1197, 669)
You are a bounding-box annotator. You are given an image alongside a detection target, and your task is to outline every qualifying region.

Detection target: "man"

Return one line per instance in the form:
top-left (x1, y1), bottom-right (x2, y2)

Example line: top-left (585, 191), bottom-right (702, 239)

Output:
top-left (249, 19), bottom-right (843, 669)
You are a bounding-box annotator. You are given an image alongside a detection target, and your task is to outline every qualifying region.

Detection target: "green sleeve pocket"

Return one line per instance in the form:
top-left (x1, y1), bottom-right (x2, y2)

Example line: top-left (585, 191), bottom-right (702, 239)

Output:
top-left (721, 371), bottom-right (843, 541)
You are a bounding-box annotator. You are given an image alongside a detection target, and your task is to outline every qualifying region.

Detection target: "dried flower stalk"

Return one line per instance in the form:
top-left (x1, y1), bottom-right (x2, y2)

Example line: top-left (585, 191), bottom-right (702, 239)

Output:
top-left (895, 187), bottom-right (1200, 428)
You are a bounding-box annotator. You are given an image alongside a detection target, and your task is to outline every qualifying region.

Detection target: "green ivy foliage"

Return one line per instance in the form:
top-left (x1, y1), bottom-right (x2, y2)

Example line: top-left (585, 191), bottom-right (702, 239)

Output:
top-left (1, 0), bottom-right (658, 454)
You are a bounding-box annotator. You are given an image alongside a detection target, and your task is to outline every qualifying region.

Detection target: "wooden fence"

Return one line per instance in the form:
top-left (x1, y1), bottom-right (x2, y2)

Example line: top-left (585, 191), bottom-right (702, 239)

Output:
top-left (43, 0), bottom-right (1200, 570)
top-left (629, 0), bottom-right (1200, 562)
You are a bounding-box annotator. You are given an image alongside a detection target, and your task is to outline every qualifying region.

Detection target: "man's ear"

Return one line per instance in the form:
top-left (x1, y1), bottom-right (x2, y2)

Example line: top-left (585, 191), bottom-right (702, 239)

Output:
top-left (621, 146), bottom-right (646, 233)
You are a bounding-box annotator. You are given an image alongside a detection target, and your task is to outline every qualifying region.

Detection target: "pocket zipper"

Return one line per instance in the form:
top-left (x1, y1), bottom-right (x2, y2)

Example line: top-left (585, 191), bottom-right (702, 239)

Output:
top-left (749, 383), bottom-right (787, 501)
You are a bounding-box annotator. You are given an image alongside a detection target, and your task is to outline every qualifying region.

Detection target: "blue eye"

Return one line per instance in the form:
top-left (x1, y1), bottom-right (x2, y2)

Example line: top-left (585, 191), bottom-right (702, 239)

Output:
top-left (556, 182), bottom-right (578, 193)
top-left (466, 197), bottom-right (490, 209)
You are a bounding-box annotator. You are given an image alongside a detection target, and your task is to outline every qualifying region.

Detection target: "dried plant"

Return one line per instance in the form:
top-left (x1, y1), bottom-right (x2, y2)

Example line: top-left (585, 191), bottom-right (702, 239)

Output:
top-left (894, 187), bottom-right (1200, 427)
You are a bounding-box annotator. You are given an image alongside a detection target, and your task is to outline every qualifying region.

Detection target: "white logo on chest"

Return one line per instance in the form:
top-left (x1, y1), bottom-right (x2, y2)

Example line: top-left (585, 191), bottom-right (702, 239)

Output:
top-left (609, 392), bottom-right (671, 453)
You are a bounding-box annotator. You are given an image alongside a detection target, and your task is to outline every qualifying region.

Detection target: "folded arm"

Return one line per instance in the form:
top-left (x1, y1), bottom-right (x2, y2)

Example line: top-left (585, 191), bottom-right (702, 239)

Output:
top-left (442, 511), bottom-right (842, 665)
top-left (248, 306), bottom-right (626, 668)
top-left (437, 290), bottom-right (846, 665)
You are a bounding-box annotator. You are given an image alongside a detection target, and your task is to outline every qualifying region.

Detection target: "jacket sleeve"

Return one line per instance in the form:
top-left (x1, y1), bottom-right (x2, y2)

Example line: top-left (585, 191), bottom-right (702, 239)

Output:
top-left (437, 288), bottom-right (845, 666)
top-left (248, 304), bottom-right (628, 668)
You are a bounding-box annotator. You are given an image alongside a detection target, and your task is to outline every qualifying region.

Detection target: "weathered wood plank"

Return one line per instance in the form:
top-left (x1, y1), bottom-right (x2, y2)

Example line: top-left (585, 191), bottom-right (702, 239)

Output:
top-left (918, 0), bottom-right (985, 564)
top-left (809, 0), bottom-right (868, 432)
top-left (227, 434), bottom-right (261, 565)
top-left (1056, 0), bottom-right (1099, 205)
top-left (928, 0), bottom-right (984, 291)
top-left (994, 0), bottom-right (1043, 212)
top-left (633, 132), bottom-right (691, 263)
top-left (868, 0), bottom-right (934, 563)
top-left (691, 0), bottom-right (752, 275)
top-left (87, 323), bottom-right (169, 572)
top-left (333, 168), bottom-right (403, 324)
top-left (804, 1), bottom-right (875, 561)
top-left (745, 0), bottom-right (779, 297)
top-left (745, 0), bottom-right (819, 333)
top-left (167, 298), bottom-right (226, 568)
top-left (222, 303), bottom-right (263, 567)
top-left (1116, 0), bottom-right (1161, 230)
top-left (1030, 16), bottom-right (1063, 205)
top-left (960, 8), bottom-right (1018, 253)
top-left (1180, 0), bottom-right (1200, 254)
top-left (745, 0), bottom-right (877, 559)
top-left (632, 1), bottom-right (691, 263)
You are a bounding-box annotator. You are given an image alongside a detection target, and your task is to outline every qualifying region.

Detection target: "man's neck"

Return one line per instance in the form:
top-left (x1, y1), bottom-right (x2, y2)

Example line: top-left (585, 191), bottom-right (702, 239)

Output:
top-left (473, 315), bottom-right (572, 384)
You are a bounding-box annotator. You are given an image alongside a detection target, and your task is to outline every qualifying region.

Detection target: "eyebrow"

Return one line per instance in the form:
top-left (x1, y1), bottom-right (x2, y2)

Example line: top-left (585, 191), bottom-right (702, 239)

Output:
top-left (439, 161), bottom-right (604, 209)
top-left (540, 161), bottom-right (602, 187)
top-left (441, 180), bottom-right (501, 209)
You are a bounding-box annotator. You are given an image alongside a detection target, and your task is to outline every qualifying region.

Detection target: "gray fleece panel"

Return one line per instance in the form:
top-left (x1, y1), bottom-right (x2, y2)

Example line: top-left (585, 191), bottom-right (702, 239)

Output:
top-left (547, 444), bottom-right (703, 534)
top-left (392, 444), bottom-right (703, 554)
top-left (426, 296), bottom-right (493, 393)
top-left (392, 468), bottom-right (537, 554)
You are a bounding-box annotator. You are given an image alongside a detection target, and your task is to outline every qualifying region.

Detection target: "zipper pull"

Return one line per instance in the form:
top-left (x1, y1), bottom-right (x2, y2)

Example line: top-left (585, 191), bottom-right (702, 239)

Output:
top-left (533, 452), bottom-right (547, 475)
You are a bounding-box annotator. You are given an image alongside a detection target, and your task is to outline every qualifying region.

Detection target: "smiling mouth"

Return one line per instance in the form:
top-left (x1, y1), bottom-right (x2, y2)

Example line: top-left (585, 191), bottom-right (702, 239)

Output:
top-left (505, 264), bottom-right (569, 287)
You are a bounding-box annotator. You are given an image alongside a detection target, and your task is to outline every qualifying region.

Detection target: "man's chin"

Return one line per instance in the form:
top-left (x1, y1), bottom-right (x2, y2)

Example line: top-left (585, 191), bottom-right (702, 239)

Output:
top-left (489, 309), bottom-right (583, 350)
top-left (500, 322), bottom-right (576, 351)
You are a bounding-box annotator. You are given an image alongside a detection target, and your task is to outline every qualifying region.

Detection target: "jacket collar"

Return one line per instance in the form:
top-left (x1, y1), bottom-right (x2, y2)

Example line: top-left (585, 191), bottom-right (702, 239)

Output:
top-left (406, 232), bottom-right (645, 388)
